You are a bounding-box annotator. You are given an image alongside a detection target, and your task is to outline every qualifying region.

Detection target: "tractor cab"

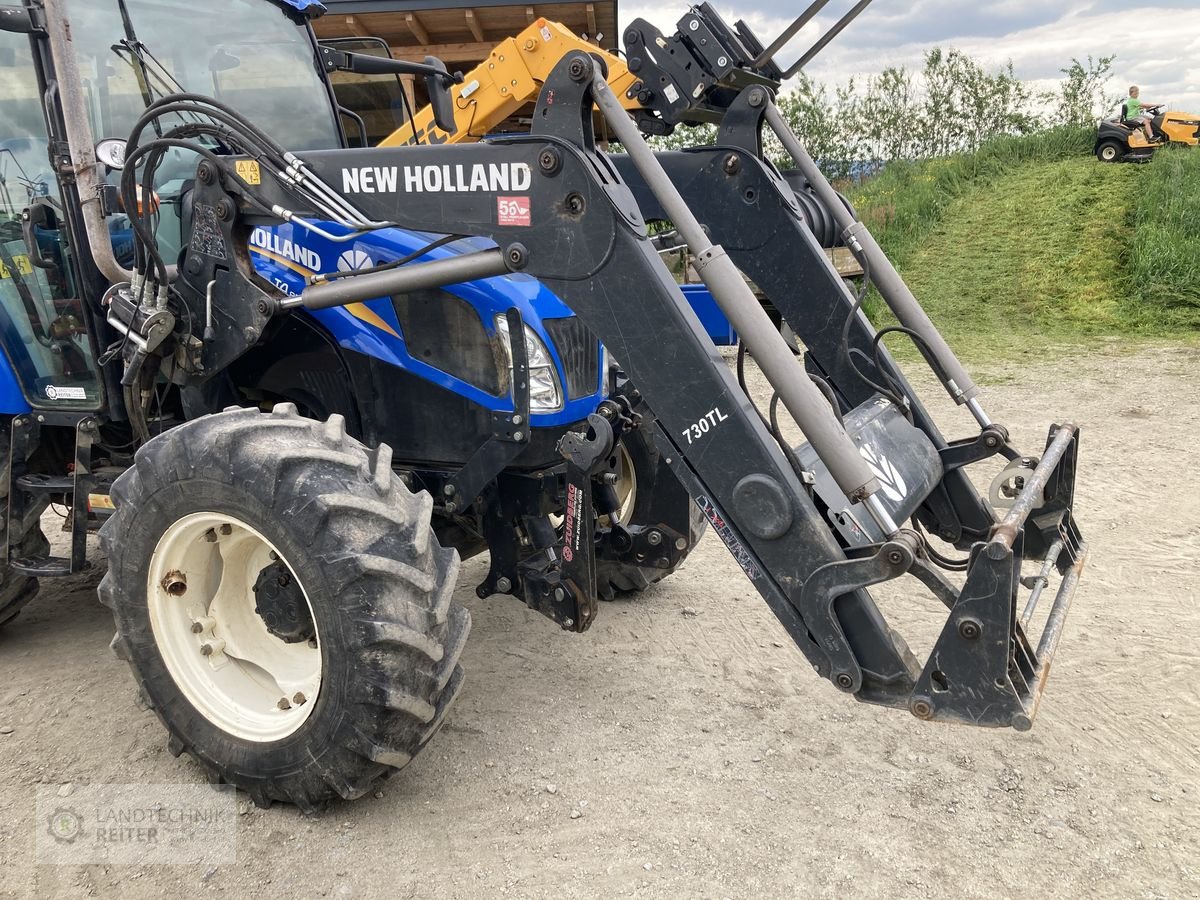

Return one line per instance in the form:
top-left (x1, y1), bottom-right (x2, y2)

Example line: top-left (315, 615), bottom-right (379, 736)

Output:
top-left (0, 0), bottom-right (345, 416)
top-left (0, 23), bottom-right (103, 411)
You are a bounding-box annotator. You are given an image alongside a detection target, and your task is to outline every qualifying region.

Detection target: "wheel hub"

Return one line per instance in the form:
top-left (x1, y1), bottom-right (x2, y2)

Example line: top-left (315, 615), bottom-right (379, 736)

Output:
top-left (253, 561), bottom-right (315, 644)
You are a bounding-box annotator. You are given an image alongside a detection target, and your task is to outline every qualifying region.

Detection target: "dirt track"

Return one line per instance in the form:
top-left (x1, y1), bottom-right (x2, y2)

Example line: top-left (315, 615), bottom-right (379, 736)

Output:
top-left (1, 341), bottom-right (1198, 899)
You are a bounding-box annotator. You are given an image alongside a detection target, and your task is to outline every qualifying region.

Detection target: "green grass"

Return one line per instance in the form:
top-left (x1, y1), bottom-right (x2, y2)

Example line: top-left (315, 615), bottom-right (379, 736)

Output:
top-left (1129, 146), bottom-right (1200, 328)
top-left (846, 127), bottom-right (1096, 273)
top-left (846, 130), bottom-right (1200, 357)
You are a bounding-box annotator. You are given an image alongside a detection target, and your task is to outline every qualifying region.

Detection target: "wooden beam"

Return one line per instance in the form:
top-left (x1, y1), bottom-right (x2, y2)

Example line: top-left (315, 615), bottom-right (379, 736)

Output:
top-left (397, 73), bottom-right (417, 111)
top-left (525, 6), bottom-right (536, 24)
top-left (404, 12), bottom-right (430, 45)
top-left (463, 8), bottom-right (485, 43)
top-left (389, 40), bottom-right (497, 64)
top-left (585, 3), bottom-right (597, 37)
top-left (344, 15), bottom-right (369, 37)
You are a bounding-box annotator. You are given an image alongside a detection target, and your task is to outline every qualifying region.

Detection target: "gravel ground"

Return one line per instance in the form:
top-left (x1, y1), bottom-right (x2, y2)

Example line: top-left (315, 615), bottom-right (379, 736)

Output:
top-left (0, 341), bottom-right (1197, 899)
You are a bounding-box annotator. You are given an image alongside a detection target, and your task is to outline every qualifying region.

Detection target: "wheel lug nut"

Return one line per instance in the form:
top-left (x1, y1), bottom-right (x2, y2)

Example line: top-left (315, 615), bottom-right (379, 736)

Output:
top-left (219, 524), bottom-right (232, 535)
top-left (278, 697), bottom-right (292, 710)
top-left (293, 692), bottom-right (306, 705)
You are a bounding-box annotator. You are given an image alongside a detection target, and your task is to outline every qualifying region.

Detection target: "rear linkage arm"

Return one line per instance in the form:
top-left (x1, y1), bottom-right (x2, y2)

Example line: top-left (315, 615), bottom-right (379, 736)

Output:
top-left (172, 51), bottom-right (1083, 729)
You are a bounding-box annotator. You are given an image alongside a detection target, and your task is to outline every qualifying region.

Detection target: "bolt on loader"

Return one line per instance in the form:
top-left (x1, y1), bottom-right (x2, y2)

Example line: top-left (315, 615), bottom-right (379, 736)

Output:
top-left (0, 0), bottom-right (1086, 811)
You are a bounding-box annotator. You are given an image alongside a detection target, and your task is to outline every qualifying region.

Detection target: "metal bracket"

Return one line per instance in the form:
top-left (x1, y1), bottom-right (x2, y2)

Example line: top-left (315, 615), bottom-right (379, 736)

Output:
top-left (714, 86), bottom-right (771, 159)
top-left (557, 460), bottom-right (598, 626)
top-left (938, 424), bottom-right (1014, 472)
top-left (796, 531), bottom-right (923, 694)
top-left (8, 412), bottom-right (96, 575)
top-left (557, 413), bottom-right (615, 474)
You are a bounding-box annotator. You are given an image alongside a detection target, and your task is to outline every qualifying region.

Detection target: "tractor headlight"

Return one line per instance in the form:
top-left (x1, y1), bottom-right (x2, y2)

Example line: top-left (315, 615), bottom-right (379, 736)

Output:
top-left (495, 315), bottom-right (563, 413)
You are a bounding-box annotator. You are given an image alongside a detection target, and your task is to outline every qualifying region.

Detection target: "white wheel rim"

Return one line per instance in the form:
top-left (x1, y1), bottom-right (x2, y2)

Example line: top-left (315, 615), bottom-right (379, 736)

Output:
top-left (147, 512), bottom-right (322, 742)
top-left (606, 443), bottom-right (638, 525)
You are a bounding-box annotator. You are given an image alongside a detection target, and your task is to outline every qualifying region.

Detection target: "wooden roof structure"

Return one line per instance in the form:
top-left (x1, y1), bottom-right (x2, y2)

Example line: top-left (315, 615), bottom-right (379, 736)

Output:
top-left (314, 0), bottom-right (619, 67)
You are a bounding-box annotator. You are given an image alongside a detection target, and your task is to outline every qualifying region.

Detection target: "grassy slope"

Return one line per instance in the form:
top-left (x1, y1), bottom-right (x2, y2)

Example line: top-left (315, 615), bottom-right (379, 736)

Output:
top-left (846, 132), bottom-right (1199, 359)
top-left (898, 157), bottom-right (1137, 355)
top-left (1130, 146), bottom-right (1200, 327)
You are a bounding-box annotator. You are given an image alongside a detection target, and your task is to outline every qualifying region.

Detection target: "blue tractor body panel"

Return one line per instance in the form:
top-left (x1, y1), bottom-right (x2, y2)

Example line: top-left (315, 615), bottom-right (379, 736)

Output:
top-left (249, 222), bottom-right (604, 428)
top-left (0, 351), bottom-right (32, 415)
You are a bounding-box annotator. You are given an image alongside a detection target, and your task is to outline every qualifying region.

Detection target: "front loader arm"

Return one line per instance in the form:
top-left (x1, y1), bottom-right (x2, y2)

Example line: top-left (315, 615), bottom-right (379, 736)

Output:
top-left (151, 47), bottom-right (1082, 730)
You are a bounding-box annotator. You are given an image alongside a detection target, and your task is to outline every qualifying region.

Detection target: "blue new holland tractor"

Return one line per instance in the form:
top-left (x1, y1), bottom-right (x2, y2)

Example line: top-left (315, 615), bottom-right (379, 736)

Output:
top-left (0, 0), bottom-right (702, 807)
top-left (0, 0), bottom-right (1087, 812)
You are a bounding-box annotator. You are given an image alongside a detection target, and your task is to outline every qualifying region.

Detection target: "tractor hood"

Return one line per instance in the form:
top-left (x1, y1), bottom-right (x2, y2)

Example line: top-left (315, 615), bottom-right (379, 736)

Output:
top-left (269, 0), bottom-right (326, 18)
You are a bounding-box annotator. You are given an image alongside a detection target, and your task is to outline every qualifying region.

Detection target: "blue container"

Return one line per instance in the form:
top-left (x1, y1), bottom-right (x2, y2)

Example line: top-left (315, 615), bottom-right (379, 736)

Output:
top-left (679, 284), bottom-right (737, 345)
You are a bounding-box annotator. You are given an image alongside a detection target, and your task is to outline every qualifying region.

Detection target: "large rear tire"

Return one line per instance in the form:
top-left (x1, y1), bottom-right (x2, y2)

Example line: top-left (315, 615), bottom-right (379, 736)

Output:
top-left (595, 426), bottom-right (706, 600)
top-left (0, 417), bottom-right (49, 630)
top-left (100, 405), bottom-right (468, 811)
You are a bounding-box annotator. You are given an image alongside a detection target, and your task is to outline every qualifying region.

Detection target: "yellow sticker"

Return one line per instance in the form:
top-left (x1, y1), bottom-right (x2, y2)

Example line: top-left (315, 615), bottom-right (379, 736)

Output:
top-left (88, 493), bottom-right (115, 511)
top-left (235, 159), bottom-right (261, 185)
top-left (0, 254), bottom-right (33, 279)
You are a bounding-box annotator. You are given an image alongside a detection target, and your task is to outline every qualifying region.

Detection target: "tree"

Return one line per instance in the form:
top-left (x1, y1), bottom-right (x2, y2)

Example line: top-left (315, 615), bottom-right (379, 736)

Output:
top-left (1056, 55), bottom-right (1118, 127)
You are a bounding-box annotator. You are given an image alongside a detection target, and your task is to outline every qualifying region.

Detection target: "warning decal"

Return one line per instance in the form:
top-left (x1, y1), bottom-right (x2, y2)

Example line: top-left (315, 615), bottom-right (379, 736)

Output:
top-left (235, 159), bottom-right (261, 185)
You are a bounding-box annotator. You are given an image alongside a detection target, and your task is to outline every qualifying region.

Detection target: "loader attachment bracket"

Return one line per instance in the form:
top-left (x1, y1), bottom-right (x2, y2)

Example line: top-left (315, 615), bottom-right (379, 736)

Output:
top-left (913, 425), bottom-right (1086, 729)
top-left (938, 424), bottom-right (1015, 472)
top-left (798, 532), bottom-right (923, 695)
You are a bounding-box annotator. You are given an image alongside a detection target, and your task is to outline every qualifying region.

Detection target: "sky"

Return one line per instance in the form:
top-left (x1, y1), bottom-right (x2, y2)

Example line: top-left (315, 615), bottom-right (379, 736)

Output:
top-left (616, 1), bottom-right (1200, 115)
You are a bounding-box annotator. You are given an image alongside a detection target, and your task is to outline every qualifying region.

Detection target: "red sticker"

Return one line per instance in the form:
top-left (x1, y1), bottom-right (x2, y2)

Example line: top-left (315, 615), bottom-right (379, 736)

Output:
top-left (498, 196), bottom-right (530, 226)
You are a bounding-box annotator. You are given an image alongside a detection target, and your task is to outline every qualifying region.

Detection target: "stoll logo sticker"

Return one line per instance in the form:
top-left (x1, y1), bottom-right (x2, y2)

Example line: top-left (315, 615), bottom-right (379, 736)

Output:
top-left (36, 783), bottom-right (236, 865)
top-left (337, 248), bottom-right (374, 272)
top-left (497, 195), bottom-right (531, 227)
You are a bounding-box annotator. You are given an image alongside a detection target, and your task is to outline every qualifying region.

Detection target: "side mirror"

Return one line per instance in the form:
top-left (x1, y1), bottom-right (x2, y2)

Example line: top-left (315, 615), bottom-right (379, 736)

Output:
top-left (421, 56), bottom-right (458, 137)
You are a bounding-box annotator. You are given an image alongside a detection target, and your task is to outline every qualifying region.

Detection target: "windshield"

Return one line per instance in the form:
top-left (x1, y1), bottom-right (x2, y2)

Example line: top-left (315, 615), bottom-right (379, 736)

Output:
top-left (65, 0), bottom-right (341, 151)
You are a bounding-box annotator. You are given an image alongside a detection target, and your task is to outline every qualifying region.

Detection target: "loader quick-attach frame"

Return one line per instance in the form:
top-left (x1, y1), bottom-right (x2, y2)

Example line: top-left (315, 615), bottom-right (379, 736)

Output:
top-left (132, 45), bottom-right (1083, 729)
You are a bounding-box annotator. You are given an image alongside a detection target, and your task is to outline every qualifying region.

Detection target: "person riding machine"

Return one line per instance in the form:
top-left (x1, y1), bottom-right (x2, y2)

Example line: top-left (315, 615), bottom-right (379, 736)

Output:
top-left (1096, 87), bottom-right (1200, 162)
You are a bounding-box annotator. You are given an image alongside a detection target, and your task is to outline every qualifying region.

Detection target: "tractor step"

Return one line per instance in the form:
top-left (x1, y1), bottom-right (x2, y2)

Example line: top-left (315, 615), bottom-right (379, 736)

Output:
top-left (10, 555), bottom-right (88, 578)
top-left (16, 473), bottom-right (75, 494)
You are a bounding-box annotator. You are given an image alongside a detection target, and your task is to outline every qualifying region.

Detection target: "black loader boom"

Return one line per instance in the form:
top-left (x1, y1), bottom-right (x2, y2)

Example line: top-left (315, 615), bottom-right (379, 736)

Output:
top-left (97, 1), bottom-right (1085, 730)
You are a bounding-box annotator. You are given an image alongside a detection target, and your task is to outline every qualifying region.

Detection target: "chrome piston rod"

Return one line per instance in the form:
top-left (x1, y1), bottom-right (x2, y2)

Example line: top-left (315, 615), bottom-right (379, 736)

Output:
top-left (764, 103), bottom-right (993, 430)
top-left (592, 71), bottom-right (898, 536)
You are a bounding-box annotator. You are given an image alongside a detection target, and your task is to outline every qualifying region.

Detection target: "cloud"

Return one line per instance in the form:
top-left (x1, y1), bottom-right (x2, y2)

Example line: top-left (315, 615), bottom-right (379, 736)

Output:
top-left (619, 3), bottom-right (1200, 113)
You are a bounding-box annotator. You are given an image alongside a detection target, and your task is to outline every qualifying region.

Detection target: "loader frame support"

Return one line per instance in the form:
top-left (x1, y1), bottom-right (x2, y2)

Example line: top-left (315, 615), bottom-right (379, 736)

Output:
top-left (152, 50), bottom-right (1082, 727)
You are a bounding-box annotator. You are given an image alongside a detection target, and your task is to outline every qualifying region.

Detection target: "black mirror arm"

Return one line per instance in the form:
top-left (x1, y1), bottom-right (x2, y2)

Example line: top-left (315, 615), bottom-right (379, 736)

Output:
top-left (319, 46), bottom-right (463, 86)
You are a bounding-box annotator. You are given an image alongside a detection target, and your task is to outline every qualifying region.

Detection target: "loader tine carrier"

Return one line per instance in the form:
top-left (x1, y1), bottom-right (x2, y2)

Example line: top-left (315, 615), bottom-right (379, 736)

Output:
top-left (143, 41), bottom-right (1086, 729)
